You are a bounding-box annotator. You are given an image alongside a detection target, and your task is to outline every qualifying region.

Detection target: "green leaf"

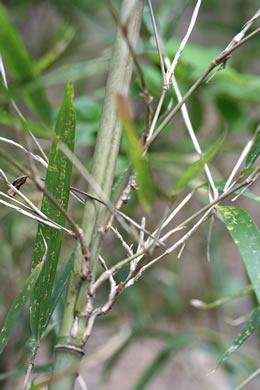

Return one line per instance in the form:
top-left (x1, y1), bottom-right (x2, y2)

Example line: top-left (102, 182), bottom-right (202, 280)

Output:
top-left (174, 135), bottom-right (224, 193)
top-left (104, 332), bottom-right (134, 380)
top-left (30, 82), bottom-right (75, 342)
top-left (188, 95), bottom-right (204, 133)
top-left (0, 3), bottom-right (34, 80)
top-left (0, 3), bottom-right (52, 125)
top-left (245, 128), bottom-right (260, 168)
top-left (162, 39), bottom-right (260, 103)
top-left (0, 111), bottom-right (50, 138)
top-left (217, 305), bottom-right (260, 368)
top-left (117, 95), bottom-right (155, 209)
top-left (0, 262), bottom-right (43, 354)
top-left (42, 248), bottom-right (76, 335)
top-left (134, 332), bottom-right (192, 390)
top-left (218, 206), bottom-right (260, 303)
top-left (0, 364), bottom-right (52, 382)
top-left (214, 95), bottom-right (248, 132)
top-left (191, 285), bottom-right (254, 310)
top-left (200, 181), bottom-right (260, 204)
top-left (41, 57), bottom-right (109, 86)
top-left (34, 26), bottom-right (76, 75)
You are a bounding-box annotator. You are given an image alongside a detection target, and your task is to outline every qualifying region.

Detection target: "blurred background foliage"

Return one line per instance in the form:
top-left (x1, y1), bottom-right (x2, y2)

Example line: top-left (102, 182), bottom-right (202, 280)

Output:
top-left (0, 0), bottom-right (259, 389)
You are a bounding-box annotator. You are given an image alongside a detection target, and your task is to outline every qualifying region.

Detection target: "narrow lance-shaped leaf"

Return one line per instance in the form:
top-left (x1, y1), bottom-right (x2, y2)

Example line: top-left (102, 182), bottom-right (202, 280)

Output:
top-left (218, 206), bottom-right (260, 303)
top-left (0, 261), bottom-right (44, 354)
top-left (30, 82), bottom-right (75, 342)
top-left (0, 363), bottom-right (52, 382)
top-left (134, 332), bottom-right (192, 390)
top-left (0, 3), bottom-right (52, 125)
top-left (174, 135), bottom-right (224, 193)
top-left (245, 126), bottom-right (260, 168)
top-left (199, 181), bottom-right (260, 204)
top-left (191, 284), bottom-right (254, 310)
top-left (217, 305), bottom-right (260, 368)
top-left (42, 247), bottom-right (76, 335)
top-left (117, 94), bottom-right (155, 209)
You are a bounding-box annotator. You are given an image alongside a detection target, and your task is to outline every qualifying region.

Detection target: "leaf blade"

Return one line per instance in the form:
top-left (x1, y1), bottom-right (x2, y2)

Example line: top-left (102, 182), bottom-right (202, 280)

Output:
top-left (218, 206), bottom-right (260, 303)
top-left (134, 332), bottom-right (192, 390)
top-left (217, 305), bottom-right (260, 367)
top-left (245, 127), bottom-right (260, 168)
top-left (43, 248), bottom-right (76, 334)
top-left (0, 3), bottom-right (52, 125)
top-left (174, 135), bottom-right (224, 193)
top-left (117, 95), bottom-right (155, 209)
top-left (30, 82), bottom-right (75, 342)
top-left (0, 263), bottom-right (43, 354)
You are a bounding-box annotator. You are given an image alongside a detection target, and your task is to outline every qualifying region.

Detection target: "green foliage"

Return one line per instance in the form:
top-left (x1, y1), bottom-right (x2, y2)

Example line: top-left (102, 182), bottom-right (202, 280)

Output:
top-left (174, 135), bottom-right (224, 193)
top-left (30, 82), bottom-right (75, 342)
top-left (42, 248), bottom-right (76, 335)
top-left (117, 95), bottom-right (155, 209)
top-left (200, 181), bottom-right (260, 203)
top-left (0, 261), bottom-right (44, 354)
top-left (0, 3), bottom-right (52, 125)
top-left (0, 364), bottom-right (52, 382)
top-left (218, 206), bottom-right (260, 303)
top-left (245, 127), bottom-right (260, 168)
top-left (217, 305), bottom-right (260, 367)
top-left (134, 332), bottom-right (193, 390)
top-left (0, 1), bottom-right (260, 388)
top-left (164, 38), bottom-right (260, 103)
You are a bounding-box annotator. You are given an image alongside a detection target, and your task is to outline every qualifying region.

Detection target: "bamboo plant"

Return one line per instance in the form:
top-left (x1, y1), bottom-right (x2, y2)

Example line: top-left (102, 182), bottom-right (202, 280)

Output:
top-left (0, 2), bottom-right (260, 390)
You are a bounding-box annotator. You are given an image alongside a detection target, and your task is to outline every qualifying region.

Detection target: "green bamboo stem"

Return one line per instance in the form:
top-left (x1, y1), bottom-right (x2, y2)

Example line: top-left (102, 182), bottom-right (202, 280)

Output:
top-left (50, 1), bottom-right (144, 389)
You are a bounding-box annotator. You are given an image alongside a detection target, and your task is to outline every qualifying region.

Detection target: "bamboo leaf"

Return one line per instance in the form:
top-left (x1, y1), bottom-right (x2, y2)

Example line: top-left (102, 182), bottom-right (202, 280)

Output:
top-left (245, 127), bottom-right (260, 168)
top-left (42, 248), bottom-right (76, 334)
top-left (117, 94), bottom-right (155, 209)
top-left (174, 135), bottom-right (224, 193)
top-left (0, 3), bottom-right (52, 125)
top-left (30, 82), bottom-right (75, 342)
top-left (200, 181), bottom-right (260, 204)
top-left (191, 285), bottom-right (254, 310)
top-left (0, 262), bottom-right (43, 354)
top-left (217, 306), bottom-right (260, 368)
top-left (134, 332), bottom-right (192, 390)
top-left (218, 206), bottom-right (260, 303)
top-left (0, 364), bottom-right (52, 382)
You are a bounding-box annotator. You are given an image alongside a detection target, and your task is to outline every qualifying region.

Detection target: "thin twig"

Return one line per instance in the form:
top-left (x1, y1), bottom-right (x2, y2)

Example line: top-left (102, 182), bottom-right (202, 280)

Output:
top-left (0, 137), bottom-right (48, 168)
top-left (166, 0), bottom-right (202, 86)
top-left (0, 198), bottom-right (75, 237)
top-left (91, 170), bottom-right (260, 290)
top-left (149, 27), bottom-right (260, 145)
top-left (224, 131), bottom-right (258, 192)
top-left (110, 226), bottom-right (133, 257)
top-left (168, 71), bottom-right (218, 200)
top-left (0, 54), bottom-right (49, 163)
top-left (236, 368), bottom-right (260, 390)
top-left (147, 0), bottom-right (166, 84)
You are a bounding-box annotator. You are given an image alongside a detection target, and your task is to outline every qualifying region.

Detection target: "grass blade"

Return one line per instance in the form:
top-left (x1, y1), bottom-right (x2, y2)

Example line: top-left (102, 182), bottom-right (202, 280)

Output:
top-left (245, 127), bottom-right (260, 168)
top-left (0, 364), bottom-right (52, 382)
top-left (0, 3), bottom-right (52, 125)
top-left (217, 305), bottom-right (260, 368)
top-left (43, 248), bottom-right (76, 335)
top-left (117, 94), bottom-right (155, 209)
top-left (30, 82), bottom-right (75, 342)
top-left (200, 181), bottom-right (260, 203)
top-left (0, 262), bottom-right (44, 354)
top-left (134, 332), bottom-right (192, 390)
top-left (174, 135), bottom-right (224, 193)
top-left (191, 285), bottom-right (254, 309)
top-left (218, 206), bottom-right (260, 303)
